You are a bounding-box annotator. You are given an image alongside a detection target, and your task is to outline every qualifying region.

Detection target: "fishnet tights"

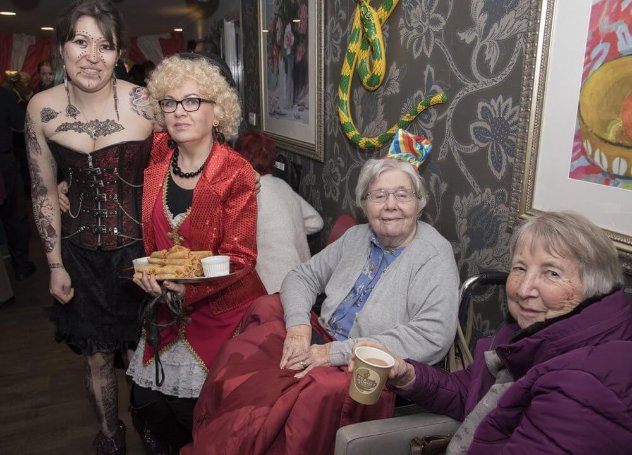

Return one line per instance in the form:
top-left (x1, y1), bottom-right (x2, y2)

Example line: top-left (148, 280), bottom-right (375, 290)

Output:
top-left (84, 350), bottom-right (134, 437)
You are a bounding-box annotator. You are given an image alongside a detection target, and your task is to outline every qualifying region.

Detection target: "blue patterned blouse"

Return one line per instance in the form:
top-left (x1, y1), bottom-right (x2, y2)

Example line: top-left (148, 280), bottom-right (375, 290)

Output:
top-left (327, 235), bottom-right (404, 340)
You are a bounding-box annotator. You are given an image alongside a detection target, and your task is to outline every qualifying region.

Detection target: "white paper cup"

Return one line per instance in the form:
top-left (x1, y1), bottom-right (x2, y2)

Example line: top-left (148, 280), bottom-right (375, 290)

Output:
top-left (349, 346), bottom-right (395, 405)
top-left (132, 257), bottom-right (149, 272)
top-left (201, 256), bottom-right (230, 277)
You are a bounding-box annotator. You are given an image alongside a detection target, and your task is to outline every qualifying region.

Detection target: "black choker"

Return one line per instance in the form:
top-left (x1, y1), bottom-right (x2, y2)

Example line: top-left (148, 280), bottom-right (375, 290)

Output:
top-left (171, 147), bottom-right (206, 178)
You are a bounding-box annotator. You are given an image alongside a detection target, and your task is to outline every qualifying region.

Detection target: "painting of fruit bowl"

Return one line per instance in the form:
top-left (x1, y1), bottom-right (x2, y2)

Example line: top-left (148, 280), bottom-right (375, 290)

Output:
top-left (578, 55), bottom-right (632, 178)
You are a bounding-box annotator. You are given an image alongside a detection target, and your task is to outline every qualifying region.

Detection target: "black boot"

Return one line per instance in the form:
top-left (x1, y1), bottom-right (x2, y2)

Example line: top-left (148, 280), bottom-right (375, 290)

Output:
top-left (130, 387), bottom-right (173, 455)
top-left (131, 409), bottom-right (172, 455)
top-left (93, 420), bottom-right (126, 455)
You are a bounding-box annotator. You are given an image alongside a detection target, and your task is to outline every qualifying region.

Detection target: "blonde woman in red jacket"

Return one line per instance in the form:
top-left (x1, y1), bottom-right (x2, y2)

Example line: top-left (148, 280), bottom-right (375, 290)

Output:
top-left (128, 53), bottom-right (265, 454)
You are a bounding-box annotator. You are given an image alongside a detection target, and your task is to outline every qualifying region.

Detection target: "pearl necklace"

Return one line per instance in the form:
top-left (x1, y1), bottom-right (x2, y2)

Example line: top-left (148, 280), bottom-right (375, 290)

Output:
top-left (171, 147), bottom-right (207, 179)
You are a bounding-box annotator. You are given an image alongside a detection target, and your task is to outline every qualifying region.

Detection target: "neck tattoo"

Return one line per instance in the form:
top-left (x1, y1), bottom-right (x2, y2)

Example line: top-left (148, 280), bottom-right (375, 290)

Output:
top-left (171, 147), bottom-right (208, 179)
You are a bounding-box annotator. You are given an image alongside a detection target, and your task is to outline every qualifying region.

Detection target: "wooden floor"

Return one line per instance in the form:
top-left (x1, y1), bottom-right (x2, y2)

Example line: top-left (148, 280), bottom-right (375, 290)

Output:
top-left (0, 235), bottom-right (145, 454)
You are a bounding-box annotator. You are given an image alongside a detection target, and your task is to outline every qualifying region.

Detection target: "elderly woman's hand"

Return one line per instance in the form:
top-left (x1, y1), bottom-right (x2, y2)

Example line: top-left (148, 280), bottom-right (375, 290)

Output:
top-left (293, 343), bottom-right (333, 379)
top-left (350, 340), bottom-right (417, 389)
top-left (280, 324), bottom-right (311, 370)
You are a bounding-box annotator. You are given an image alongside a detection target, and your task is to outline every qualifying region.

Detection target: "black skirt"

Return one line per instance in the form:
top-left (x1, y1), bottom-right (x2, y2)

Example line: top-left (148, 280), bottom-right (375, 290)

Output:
top-left (48, 240), bottom-right (146, 355)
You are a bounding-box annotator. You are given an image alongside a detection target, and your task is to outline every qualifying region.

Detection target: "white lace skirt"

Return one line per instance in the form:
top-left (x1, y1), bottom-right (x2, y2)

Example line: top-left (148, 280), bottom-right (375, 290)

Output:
top-left (127, 335), bottom-right (208, 398)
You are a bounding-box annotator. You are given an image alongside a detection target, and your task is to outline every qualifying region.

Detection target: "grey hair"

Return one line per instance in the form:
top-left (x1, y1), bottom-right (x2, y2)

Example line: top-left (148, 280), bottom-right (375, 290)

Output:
top-left (355, 159), bottom-right (428, 217)
top-left (509, 211), bottom-right (623, 299)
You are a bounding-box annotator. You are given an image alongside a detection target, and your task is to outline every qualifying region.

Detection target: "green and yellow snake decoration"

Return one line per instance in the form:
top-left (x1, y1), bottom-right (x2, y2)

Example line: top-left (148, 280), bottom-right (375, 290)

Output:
top-left (337, 0), bottom-right (447, 150)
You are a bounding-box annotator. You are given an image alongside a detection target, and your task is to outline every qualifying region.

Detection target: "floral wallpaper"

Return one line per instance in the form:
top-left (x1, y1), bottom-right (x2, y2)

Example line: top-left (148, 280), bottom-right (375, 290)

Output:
top-left (240, 0), bottom-right (538, 333)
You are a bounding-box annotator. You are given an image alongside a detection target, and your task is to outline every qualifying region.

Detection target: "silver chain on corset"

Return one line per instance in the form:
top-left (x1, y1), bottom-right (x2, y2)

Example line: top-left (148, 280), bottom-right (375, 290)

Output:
top-left (62, 154), bottom-right (144, 241)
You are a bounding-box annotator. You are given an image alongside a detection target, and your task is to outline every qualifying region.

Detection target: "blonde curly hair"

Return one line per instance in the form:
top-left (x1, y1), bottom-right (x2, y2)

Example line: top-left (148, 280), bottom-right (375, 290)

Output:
top-left (147, 54), bottom-right (242, 139)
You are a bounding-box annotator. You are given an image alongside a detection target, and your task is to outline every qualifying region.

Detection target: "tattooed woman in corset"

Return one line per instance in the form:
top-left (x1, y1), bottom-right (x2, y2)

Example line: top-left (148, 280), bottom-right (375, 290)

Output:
top-left (25, 0), bottom-right (154, 453)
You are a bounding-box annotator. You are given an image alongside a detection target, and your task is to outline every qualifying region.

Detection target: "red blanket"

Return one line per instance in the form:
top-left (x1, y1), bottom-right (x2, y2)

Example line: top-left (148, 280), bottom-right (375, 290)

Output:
top-left (182, 294), bottom-right (395, 454)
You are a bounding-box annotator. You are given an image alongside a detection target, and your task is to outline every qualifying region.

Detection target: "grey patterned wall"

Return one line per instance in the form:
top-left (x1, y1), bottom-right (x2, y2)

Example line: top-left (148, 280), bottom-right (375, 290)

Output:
top-left (241, 0), bottom-right (539, 332)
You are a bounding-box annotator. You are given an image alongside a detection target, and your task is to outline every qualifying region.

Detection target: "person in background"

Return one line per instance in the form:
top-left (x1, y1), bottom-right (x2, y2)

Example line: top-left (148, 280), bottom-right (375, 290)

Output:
top-left (0, 169), bottom-right (14, 303)
top-left (143, 60), bottom-right (155, 80)
top-left (0, 168), bottom-right (15, 304)
top-left (6, 71), bottom-right (34, 104)
top-left (128, 52), bottom-right (265, 454)
top-left (34, 60), bottom-right (55, 93)
top-left (5, 71), bottom-right (33, 194)
top-left (26, 0), bottom-right (155, 452)
top-left (0, 73), bottom-right (35, 281)
top-left (184, 129), bottom-right (460, 455)
top-left (234, 130), bottom-right (323, 293)
top-left (354, 211), bottom-right (632, 454)
top-left (114, 58), bottom-right (129, 81)
top-left (127, 63), bottom-right (146, 86)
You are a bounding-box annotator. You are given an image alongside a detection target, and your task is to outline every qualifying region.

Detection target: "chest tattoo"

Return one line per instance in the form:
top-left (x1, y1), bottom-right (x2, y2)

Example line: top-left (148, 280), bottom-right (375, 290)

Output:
top-left (55, 119), bottom-right (125, 140)
top-left (66, 103), bottom-right (80, 119)
top-left (40, 107), bottom-right (61, 123)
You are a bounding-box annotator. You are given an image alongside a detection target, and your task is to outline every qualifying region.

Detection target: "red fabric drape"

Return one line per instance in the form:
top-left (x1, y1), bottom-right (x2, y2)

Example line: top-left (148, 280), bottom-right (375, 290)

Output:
top-left (185, 295), bottom-right (395, 455)
top-left (127, 37), bottom-right (147, 65)
top-left (159, 32), bottom-right (183, 58)
top-left (21, 36), bottom-right (53, 84)
top-left (0, 33), bottom-right (13, 84)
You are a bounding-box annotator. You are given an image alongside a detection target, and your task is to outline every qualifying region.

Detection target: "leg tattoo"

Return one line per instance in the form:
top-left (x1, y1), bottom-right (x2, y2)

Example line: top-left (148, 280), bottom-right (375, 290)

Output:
top-left (84, 352), bottom-right (119, 437)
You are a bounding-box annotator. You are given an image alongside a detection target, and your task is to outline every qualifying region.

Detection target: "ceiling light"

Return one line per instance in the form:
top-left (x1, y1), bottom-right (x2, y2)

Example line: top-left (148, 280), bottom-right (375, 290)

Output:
top-left (0, 11), bottom-right (17, 16)
top-left (41, 27), bottom-right (54, 31)
top-left (174, 28), bottom-right (183, 32)
top-left (292, 19), bottom-right (301, 23)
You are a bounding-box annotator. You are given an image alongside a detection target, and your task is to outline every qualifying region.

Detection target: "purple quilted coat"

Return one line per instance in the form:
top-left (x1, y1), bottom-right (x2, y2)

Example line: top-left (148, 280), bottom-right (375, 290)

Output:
top-left (399, 289), bottom-right (632, 454)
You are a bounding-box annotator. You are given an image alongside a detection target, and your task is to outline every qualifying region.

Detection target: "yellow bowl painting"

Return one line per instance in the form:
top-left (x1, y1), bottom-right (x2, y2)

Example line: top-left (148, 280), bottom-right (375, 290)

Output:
top-left (578, 55), bottom-right (632, 177)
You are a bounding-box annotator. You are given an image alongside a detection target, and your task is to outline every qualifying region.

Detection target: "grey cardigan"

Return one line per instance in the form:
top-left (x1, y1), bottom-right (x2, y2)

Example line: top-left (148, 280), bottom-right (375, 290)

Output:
top-left (280, 221), bottom-right (459, 366)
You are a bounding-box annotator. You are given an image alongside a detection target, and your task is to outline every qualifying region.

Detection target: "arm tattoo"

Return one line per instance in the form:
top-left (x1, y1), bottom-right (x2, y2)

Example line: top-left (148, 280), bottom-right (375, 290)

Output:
top-left (26, 112), bottom-right (57, 252)
top-left (25, 112), bottom-right (42, 156)
top-left (129, 86), bottom-right (154, 120)
top-left (41, 107), bottom-right (61, 123)
top-left (29, 153), bottom-right (58, 253)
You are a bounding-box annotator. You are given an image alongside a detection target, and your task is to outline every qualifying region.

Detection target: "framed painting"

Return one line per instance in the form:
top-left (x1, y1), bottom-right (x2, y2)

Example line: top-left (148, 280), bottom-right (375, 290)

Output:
top-left (514, 0), bottom-right (632, 271)
top-left (258, 0), bottom-right (324, 161)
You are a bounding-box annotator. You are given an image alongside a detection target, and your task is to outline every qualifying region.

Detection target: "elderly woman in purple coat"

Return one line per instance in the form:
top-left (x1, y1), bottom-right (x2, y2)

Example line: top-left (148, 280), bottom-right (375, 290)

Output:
top-left (354, 210), bottom-right (632, 454)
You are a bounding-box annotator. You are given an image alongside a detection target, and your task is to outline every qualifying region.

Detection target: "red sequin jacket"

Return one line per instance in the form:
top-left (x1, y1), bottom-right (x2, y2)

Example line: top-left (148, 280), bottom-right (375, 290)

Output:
top-left (141, 132), bottom-right (266, 365)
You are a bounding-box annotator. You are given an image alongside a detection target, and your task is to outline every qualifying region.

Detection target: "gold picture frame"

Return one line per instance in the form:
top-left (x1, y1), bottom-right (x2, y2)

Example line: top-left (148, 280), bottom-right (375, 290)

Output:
top-left (258, 0), bottom-right (324, 161)
top-left (512, 0), bottom-right (632, 272)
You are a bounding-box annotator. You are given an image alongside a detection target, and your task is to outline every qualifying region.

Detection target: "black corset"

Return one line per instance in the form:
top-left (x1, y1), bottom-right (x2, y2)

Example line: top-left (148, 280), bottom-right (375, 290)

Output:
top-left (49, 137), bottom-right (152, 250)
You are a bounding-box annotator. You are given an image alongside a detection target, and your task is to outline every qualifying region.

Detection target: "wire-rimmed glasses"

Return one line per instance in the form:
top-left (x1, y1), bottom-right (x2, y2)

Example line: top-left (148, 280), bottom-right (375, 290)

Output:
top-left (365, 189), bottom-right (417, 204)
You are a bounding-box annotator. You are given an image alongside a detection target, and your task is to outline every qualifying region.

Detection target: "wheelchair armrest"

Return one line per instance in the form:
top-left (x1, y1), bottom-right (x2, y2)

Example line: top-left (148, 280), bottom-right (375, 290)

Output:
top-left (459, 271), bottom-right (508, 303)
top-left (334, 412), bottom-right (460, 455)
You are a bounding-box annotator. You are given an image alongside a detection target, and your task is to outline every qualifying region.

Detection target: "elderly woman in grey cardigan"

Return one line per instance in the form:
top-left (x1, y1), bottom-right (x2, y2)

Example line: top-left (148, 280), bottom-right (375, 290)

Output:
top-left (185, 129), bottom-right (460, 455)
top-left (280, 159), bottom-right (458, 375)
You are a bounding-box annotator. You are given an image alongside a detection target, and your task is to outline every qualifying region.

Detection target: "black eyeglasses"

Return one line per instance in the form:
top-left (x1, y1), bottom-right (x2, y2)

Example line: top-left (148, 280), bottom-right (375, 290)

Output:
top-left (158, 97), bottom-right (215, 113)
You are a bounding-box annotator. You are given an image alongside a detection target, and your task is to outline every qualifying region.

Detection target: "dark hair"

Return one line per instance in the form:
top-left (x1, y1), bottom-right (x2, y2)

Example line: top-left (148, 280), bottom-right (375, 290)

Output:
top-left (143, 60), bottom-right (156, 72)
top-left (177, 52), bottom-right (236, 88)
top-left (128, 63), bottom-right (146, 85)
top-left (234, 131), bottom-right (276, 175)
top-left (56, 0), bottom-right (126, 51)
top-left (37, 60), bottom-right (53, 72)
